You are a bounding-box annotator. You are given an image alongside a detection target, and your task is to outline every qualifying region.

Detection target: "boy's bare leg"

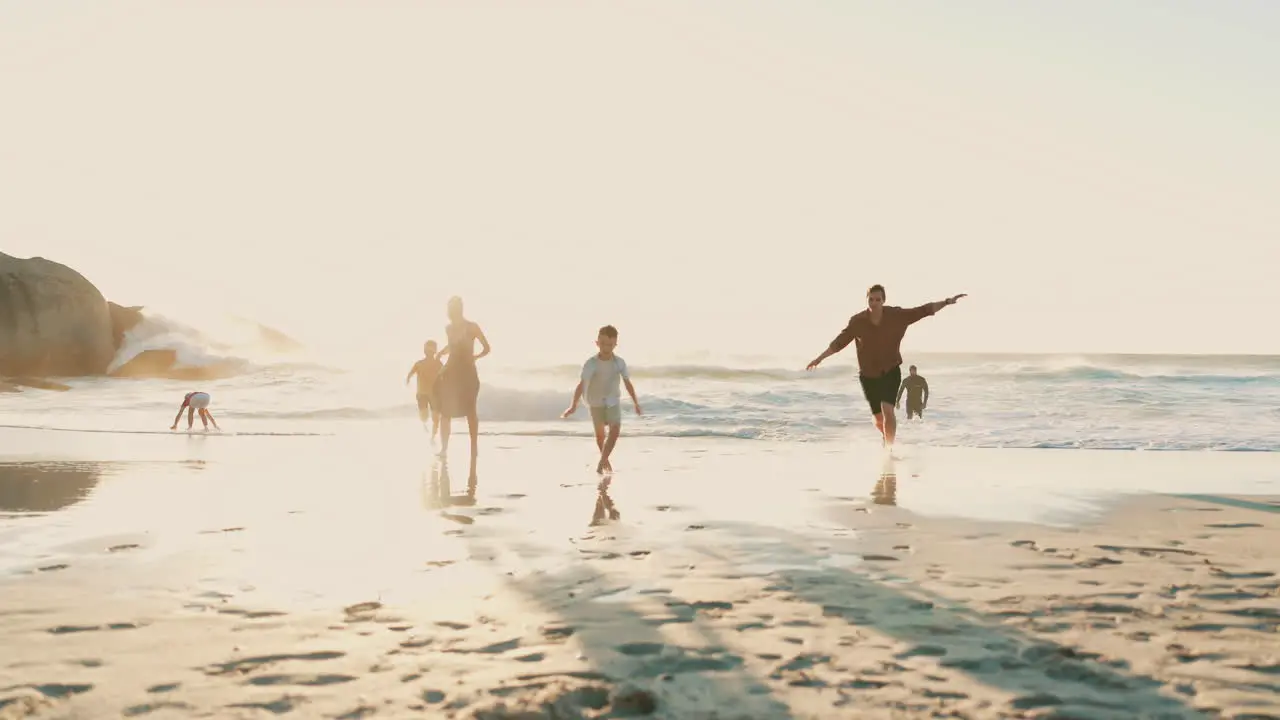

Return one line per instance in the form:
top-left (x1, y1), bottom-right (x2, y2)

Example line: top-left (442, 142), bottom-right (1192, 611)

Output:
top-left (198, 409), bottom-right (209, 430)
top-left (598, 423), bottom-right (621, 473)
top-left (187, 407), bottom-right (195, 429)
top-left (592, 418), bottom-right (607, 473)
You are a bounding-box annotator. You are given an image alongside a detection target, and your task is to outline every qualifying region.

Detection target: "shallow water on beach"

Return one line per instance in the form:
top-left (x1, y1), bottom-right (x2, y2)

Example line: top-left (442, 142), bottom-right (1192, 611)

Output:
top-left (3, 426), bottom-right (1279, 607)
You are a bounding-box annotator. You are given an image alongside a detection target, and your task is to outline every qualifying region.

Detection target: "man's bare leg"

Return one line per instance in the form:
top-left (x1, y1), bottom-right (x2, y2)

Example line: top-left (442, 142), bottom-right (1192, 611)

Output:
top-left (439, 416), bottom-right (451, 456)
top-left (431, 410), bottom-right (441, 442)
top-left (873, 413), bottom-right (887, 444)
top-left (880, 402), bottom-right (898, 446)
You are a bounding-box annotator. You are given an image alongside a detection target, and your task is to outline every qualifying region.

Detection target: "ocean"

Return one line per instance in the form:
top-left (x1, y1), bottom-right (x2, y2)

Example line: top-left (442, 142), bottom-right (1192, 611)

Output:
top-left (4, 313), bottom-right (1279, 453)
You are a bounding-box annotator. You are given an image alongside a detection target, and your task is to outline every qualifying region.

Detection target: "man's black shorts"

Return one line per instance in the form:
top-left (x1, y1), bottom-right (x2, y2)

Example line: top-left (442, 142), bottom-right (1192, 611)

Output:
top-left (858, 365), bottom-right (902, 416)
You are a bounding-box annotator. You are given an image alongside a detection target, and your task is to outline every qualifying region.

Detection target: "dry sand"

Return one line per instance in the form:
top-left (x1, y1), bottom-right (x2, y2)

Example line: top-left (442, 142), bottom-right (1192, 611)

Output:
top-left (1, 441), bottom-right (1279, 719)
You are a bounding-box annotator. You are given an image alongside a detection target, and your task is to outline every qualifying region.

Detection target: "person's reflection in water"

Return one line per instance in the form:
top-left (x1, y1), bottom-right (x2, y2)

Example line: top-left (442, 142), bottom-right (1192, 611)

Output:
top-left (872, 458), bottom-right (898, 506)
top-left (590, 477), bottom-right (621, 526)
top-left (423, 461), bottom-right (477, 524)
top-left (0, 462), bottom-right (103, 513)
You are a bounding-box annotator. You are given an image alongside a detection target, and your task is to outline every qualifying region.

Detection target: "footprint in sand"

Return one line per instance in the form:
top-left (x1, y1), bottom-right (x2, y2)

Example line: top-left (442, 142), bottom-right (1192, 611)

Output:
top-left (108, 544), bottom-right (141, 552)
top-left (217, 608), bottom-right (287, 619)
top-left (541, 625), bottom-right (575, 641)
top-left (616, 642), bottom-right (665, 656)
top-left (687, 600), bottom-right (733, 612)
top-left (48, 622), bottom-right (143, 634)
top-left (1209, 567), bottom-right (1275, 580)
top-left (246, 673), bottom-right (357, 687)
top-left (36, 563), bottom-right (69, 573)
top-left (446, 638), bottom-right (521, 655)
top-left (198, 527), bottom-right (245, 534)
top-left (203, 651), bottom-right (345, 677)
top-left (1075, 557), bottom-right (1123, 569)
top-left (228, 698), bottom-right (300, 714)
top-left (1010, 692), bottom-right (1064, 710)
top-left (7, 683), bottom-right (94, 699)
top-left (124, 701), bottom-right (192, 716)
top-left (1096, 544), bottom-right (1200, 557)
top-left (896, 645), bottom-right (948, 660)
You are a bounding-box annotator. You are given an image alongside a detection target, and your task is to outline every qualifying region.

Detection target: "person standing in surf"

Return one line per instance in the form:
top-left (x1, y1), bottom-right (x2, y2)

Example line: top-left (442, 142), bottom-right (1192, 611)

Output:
top-left (434, 296), bottom-right (490, 480)
top-left (169, 391), bottom-right (220, 432)
top-left (806, 284), bottom-right (965, 447)
top-left (896, 364), bottom-right (929, 420)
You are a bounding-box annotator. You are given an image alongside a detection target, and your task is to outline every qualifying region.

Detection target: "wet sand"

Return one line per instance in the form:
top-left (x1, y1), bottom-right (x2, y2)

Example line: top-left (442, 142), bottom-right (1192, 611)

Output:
top-left (1, 429), bottom-right (1279, 719)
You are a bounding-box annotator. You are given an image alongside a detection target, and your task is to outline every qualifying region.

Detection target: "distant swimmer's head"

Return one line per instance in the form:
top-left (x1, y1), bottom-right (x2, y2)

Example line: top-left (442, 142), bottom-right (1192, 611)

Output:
top-left (909, 365), bottom-right (918, 375)
top-left (866, 284), bottom-right (886, 311)
top-left (596, 324), bottom-right (619, 355)
top-left (446, 296), bottom-right (464, 321)
top-left (424, 340), bottom-right (438, 356)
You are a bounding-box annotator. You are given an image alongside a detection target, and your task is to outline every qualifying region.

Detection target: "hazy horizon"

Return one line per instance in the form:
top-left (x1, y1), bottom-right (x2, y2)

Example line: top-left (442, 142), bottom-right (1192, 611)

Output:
top-left (3, 2), bottom-right (1277, 361)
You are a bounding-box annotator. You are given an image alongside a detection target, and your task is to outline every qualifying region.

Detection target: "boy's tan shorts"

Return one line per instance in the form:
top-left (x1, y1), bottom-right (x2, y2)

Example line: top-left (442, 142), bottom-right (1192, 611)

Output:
top-left (589, 405), bottom-right (622, 425)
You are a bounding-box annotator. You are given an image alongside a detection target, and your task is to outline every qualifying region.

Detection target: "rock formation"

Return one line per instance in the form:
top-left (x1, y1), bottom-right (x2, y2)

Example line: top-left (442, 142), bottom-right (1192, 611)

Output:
top-left (108, 301), bottom-right (144, 350)
top-left (0, 252), bottom-right (117, 377)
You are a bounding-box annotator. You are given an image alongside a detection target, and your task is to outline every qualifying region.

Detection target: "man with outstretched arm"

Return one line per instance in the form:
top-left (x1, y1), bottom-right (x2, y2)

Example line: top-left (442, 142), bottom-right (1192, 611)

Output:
top-left (806, 284), bottom-right (965, 447)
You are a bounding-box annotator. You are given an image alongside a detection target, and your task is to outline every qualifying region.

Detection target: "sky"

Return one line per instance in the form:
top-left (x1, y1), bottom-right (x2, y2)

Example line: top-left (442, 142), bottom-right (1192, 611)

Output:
top-left (1, 1), bottom-right (1277, 363)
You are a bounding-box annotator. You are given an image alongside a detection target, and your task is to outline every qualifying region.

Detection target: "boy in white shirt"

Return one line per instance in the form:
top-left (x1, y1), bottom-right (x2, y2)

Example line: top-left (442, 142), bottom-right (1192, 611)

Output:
top-left (562, 325), bottom-right (642, 474)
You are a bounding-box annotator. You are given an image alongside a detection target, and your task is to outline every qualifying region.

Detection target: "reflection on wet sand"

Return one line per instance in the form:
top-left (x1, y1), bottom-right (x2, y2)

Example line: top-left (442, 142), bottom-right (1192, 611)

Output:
top-left (590, 476), bottom-right (621, 526)
top-left (872, 458), bottom-right (897, 506)
top-left (423, 461), bottom-right (477, 524)
top-left (0, 462), bottom-right (105, 513)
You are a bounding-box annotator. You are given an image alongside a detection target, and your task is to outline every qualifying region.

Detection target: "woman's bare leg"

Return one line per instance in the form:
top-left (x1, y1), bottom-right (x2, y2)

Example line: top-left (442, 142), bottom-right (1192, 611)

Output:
top-left (467, 412), bottom-right (479, 480)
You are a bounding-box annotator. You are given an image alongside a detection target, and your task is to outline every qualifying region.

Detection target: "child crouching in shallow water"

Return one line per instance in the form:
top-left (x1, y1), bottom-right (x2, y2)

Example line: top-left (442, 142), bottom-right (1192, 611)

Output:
top-left (562, 325), bottom-right (642, 474)
top-left (170, 391), bottom-right (220, 431)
